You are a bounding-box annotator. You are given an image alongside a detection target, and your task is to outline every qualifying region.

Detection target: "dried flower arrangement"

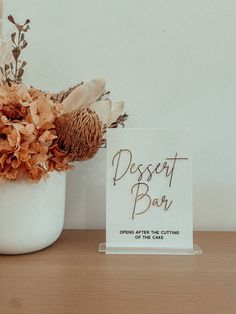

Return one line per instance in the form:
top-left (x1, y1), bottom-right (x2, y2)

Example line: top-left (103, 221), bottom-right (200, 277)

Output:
top-left (0, 16), bottom-right (128, 182)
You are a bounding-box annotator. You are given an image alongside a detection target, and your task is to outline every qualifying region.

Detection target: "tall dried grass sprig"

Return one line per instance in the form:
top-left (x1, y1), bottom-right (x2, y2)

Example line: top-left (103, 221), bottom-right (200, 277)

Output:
top-left (0, 15), bottom-right (29, 85)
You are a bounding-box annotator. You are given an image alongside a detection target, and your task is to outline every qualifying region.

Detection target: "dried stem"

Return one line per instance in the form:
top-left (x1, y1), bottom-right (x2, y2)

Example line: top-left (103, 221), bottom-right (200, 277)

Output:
top-left (101, 113), bottom-right (129, 147)
top-left (0, 15), bottom-right (30, 84)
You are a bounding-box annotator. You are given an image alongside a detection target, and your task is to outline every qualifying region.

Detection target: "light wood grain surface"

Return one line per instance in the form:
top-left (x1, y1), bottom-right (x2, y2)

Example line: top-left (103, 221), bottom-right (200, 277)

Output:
top-left (0, 231), bottom-right (236, 314)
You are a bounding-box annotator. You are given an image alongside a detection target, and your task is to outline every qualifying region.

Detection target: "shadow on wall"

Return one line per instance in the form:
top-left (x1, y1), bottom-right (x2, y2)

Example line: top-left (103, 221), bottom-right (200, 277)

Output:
top-left (64, 148), bottom-right (106, 229)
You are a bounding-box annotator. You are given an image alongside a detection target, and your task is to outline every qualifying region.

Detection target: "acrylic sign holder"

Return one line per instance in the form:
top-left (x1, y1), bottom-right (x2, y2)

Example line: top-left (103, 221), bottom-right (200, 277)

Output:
top-left (101, 129), bottom-right (203, 256)
top-left (98, 243), bottom-right (203, 255)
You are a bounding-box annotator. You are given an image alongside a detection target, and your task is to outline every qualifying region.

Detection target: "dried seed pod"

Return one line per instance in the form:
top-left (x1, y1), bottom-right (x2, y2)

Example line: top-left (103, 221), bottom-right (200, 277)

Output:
top-left (56, 107), bottom-right (103, 161)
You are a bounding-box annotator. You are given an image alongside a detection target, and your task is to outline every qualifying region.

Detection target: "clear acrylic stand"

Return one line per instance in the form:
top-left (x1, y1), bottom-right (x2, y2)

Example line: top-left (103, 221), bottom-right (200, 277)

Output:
top-left (98, 243), bottom-right (203, 255)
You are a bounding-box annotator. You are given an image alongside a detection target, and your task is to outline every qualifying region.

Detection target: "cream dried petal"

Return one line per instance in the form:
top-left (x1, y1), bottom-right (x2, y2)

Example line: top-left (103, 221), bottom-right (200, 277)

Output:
top-left (110, 101), bottom-right (124, 125)
top-left (62, 79), bottom-right (106, 113)
top-left (89, 99), bottom-right (112, 126)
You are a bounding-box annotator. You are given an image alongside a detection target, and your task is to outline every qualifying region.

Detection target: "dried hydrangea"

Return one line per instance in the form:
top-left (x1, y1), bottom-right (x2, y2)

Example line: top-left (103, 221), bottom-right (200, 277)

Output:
top-left (0, 83), bottom-right (71, 182)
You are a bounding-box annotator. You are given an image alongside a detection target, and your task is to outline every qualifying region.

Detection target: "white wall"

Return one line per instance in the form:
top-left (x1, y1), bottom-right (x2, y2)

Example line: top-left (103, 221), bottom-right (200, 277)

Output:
top-left (3, 0), bottom-right (236, 230)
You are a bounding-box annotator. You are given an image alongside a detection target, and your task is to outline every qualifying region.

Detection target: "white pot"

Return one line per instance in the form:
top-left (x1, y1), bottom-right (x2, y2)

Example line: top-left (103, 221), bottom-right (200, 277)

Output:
top-left (0, 172), bottom-right (66, 254)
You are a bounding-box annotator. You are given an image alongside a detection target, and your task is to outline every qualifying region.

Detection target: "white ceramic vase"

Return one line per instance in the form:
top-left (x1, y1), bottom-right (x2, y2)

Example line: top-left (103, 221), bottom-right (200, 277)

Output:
top-left (0, 172), bottom-right (66, 254)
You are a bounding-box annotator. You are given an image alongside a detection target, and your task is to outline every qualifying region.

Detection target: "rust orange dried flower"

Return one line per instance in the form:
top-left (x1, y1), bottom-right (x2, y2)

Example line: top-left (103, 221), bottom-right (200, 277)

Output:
top-left (0, 83), bottom-right (72, 182)
top-left (55, 107), bottom-right (103, 161)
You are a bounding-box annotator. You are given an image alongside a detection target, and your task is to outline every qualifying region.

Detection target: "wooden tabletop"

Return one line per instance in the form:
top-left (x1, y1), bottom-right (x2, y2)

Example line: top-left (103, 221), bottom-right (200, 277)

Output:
top-left (0, 230), bottom-right (236, 314)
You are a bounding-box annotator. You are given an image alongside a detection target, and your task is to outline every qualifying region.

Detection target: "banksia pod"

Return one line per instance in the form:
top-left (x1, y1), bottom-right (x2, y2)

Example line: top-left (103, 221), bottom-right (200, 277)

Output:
top-left (55, 107), bottom-right (103, 161)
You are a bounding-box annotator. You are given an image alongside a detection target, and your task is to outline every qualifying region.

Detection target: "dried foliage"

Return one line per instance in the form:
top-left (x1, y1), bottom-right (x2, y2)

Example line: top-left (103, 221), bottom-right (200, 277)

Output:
top-left (0, 15), bottom-right (29, 84)
top-left (51, 82), bottom-right (84, 103)
top-left (101, 113), bottom-right (129, 147)
top-left (0, 15), bottom-right (128, 182)
top-left (108, 113), bottom-right (128, 129)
